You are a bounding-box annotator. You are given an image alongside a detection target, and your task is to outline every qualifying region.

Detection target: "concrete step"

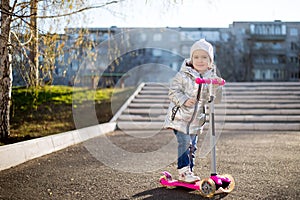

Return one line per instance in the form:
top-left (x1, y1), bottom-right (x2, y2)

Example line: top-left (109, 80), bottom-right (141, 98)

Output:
top-left (132, 99), bottom-right (169, 103)
top-left (139, 90), bottom-right (300, 95)
top-left (135, 94), bottom-right (300, 102)
top-left (117, 121), bottom-right (300, 131)
top-left (118, 114), bottom-right (300, 122)
top-left (225, 86), bottom-right (300, 91)
top-left (134, 96), bottom-right (300, 103)
top-left (122, 108), bottom-right (300, 115)
top-left (128, 102), bottom-right (300, 109)
top-left (114, 82), bottom-right (300, 131)
top-left (225, 99), bottom-right (300, 104)
top-left (135, 95), bottom-right (168, 99)
top-left (139, 90), bottom-right (169, 95)
top-left (224, 96), bottom-right (300, 100)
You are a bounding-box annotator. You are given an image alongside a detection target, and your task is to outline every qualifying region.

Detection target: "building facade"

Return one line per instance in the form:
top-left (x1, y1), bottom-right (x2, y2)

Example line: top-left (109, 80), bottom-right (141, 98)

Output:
top-left (12, 21), bottom-right (300, 87)
top-left (231, 21), bottom-right (300, 81)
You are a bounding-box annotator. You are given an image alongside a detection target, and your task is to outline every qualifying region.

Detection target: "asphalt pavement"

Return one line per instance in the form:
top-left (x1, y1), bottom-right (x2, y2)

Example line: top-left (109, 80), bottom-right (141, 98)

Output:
top-left (0, 130), bottom-right (299, 200)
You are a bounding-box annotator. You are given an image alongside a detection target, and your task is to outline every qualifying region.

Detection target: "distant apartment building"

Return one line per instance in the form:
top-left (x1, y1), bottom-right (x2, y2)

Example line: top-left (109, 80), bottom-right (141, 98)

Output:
top-left (231, 21), bottom-right (300, 81)
top-left (12, 21), bottom-right (300, 86)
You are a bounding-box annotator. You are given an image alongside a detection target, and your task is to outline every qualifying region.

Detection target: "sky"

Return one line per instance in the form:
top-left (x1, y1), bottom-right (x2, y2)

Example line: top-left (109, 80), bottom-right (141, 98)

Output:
top-left (75, 0), bottom-right (300, 28)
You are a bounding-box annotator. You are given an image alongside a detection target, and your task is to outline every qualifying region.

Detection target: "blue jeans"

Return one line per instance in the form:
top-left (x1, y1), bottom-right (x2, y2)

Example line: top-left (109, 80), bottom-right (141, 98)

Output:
top-left (174, 130), bottom-right (198, 171)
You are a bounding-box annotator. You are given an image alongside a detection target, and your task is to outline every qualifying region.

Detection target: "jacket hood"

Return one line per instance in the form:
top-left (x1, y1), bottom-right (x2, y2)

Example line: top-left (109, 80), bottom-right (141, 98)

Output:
top-left (180, 59), bottom-right (212, 78)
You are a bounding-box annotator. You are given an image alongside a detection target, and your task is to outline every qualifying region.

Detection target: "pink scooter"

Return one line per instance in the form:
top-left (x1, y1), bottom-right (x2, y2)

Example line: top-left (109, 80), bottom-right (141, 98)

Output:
top-left (160, 77), bottom-right (235, 198)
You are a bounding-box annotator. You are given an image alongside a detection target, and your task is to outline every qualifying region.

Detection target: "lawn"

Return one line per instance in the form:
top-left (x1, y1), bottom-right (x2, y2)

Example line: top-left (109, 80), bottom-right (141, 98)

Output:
top-left (1, 85), bottom-right (135, 145)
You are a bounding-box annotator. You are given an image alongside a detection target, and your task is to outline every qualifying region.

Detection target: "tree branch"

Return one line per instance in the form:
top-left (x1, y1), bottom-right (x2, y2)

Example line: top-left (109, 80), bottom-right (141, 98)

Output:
top-left (38, 0), bottom-right (125, 19)
top-left (1, 0), bottom-right (125, 20)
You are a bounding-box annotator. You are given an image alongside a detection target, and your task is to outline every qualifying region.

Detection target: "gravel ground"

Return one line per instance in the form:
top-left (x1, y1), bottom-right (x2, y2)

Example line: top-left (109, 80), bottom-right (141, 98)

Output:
top-left (0, 130), bottom-right (299, 200)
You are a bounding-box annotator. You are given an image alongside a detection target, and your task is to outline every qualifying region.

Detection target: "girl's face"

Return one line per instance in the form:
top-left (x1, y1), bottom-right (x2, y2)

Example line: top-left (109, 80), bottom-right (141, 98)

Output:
top-left (191, 49), bottom-right (211, 74)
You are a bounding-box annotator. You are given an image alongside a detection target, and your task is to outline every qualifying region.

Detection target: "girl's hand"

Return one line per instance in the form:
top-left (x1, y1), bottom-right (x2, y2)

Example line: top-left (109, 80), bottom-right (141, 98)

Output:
top-left (184, 99), bottom-right (196, 107)
top-left (215, 77), bottom-right (224, 85)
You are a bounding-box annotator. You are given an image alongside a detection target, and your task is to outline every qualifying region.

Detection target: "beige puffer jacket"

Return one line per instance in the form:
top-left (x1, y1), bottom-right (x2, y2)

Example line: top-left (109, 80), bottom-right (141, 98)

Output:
top-left (163, 60), bottom-right (222, 135)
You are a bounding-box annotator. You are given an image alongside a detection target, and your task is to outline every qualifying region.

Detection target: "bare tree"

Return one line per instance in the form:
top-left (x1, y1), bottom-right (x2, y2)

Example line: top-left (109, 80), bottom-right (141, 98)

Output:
top-left (0, 0), bottom-right (13, 140)
top-left (0, 0), bottom-right (183, 140)
top-left (0, 0), bottom-right (125, 140)
top-left (29, 0), bottom-right (39, 87)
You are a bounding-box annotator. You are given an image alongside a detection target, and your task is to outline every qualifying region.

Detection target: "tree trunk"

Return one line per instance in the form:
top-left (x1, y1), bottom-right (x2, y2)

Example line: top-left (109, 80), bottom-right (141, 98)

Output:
top-left (29, 0), bottom-right (39, 87)
top-left (0, 0), bottom-right (13, 140)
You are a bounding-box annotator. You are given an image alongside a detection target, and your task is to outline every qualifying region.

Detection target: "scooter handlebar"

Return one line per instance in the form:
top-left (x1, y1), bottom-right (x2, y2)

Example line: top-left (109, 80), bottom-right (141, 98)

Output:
top-left (195, 78), bottom-right (226, 85)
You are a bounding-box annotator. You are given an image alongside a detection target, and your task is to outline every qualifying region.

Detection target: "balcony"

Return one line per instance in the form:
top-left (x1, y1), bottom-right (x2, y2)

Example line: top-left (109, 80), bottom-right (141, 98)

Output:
top-left (252, 48), bottom-right (286, 55)
top-left (250, 34), bottom-right (286, 41)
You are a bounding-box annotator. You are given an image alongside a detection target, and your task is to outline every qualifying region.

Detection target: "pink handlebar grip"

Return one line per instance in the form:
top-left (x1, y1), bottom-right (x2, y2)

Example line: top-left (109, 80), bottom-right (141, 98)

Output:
top-left (195, 78), bottom-right (226, 85)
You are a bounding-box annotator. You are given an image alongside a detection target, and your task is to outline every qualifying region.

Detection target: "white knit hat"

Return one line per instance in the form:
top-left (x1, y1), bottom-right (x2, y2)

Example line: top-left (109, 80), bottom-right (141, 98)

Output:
top-left (190, 39), bottom-right (214, 63)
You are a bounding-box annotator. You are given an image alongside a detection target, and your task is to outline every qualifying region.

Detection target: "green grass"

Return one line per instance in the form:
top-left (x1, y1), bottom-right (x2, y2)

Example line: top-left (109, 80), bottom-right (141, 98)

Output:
top-left (12, 85), bottom-right (116, 106)
top-left (1, 85), bottom-right (136, 145)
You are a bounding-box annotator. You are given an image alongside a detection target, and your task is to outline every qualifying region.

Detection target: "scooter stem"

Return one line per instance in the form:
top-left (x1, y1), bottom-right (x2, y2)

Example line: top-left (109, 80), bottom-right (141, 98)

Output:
top-left (210, 99), bottom-right (217, 175)
top-left (209, 66), bottom-right (217, 175)
top-left (194, 66), bottom-right (225, 176)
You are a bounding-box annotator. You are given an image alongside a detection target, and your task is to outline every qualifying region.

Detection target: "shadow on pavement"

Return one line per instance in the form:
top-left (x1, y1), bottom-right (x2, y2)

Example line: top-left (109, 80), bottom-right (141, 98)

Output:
top-left (131, 187), bottom-right (228, 200)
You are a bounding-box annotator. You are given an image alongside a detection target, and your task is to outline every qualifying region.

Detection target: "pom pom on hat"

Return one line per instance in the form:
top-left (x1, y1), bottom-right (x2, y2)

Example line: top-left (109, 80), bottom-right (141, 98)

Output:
top-left (190, 39), bottom-right (214, 63)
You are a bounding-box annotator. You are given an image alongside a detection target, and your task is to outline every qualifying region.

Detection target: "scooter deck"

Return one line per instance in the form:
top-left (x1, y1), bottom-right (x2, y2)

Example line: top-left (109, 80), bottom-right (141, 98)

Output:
top-left (159, 171), bottom-right (235, 198)
top-left (160, 175), bottom-right (201, 190)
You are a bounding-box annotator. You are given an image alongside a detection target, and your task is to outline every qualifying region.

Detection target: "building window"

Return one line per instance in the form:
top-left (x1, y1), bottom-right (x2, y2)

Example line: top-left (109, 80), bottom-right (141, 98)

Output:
top-left (272, 42), bottom-right (281, 49)
top-left (281, 25), bottom-right (286, 34)
top-left (271, 56), bottom-right (279, 64)
top-left (290, 56), bottom-right (299, 64)
top-left (170, 34), bottom-right (177, 42)
top-left (180, 31), bottom-right (200, 41)
top-left (152, 49), bottom-right (162, 57)
top-left (171, 62), bottom-right (179, 71)
top-left (253, 69), bottom-right (261, 80)
top-left (250, 24), bottom-right (255, 34)
top-left (290, 71), bottom-right (299, 80)
top-left (138, 48), bottom-right (146, 55)
top-left (275, 25), bottom-right (281, 35)
top-left (291, 42), bottom-right (298, 50)
top-left (253, 24), bottom-right (286, 35)
top-left (273, 69), bottom-right (279, 79)
top-left (221, 33), bottom-right (229, 42)
top-left (254, 42), bottom-right (262, 49)
top-left (56, 67), bottom-right (65, 76)
top-left (278, 55), bottom-right (286, 64)
top-left (290, 28), bottom-right (298, 36)
top-left (153, 33), bottom-right (162, 41)
top-left (254, 56), bottom-right (264, 64)
top-left (102, 33), bottom-right (109, 41)
top-left (171, 48), bottom-right (178, 56)
top-left (140, 33), bottom-right (147, 41)
top-left (181, 45), bottom-right (189, 56)
top-left (71, 61), bottom-right (79, 71)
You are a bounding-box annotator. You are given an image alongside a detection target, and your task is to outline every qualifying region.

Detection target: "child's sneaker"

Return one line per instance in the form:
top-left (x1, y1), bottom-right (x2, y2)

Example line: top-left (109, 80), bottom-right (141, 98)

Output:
top-left (178, 166), bottom-right (200, 183)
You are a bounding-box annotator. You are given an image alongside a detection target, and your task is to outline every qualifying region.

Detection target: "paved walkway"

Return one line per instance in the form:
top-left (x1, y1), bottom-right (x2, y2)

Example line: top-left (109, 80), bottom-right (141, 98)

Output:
top-left (0, 130), bottom-right (299, 200)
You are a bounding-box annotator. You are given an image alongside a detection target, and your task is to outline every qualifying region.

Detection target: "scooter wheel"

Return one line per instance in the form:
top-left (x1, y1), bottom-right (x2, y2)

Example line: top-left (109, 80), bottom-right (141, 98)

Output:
top-left (199, 178), bottom-right (216, 198)
top-left (220, 174), bottom-right (235, 193)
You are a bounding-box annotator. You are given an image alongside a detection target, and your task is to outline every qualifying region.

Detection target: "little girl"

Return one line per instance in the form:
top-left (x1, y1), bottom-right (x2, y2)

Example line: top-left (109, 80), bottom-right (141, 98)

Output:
top-left (164, 39), bottom-right (223, 183)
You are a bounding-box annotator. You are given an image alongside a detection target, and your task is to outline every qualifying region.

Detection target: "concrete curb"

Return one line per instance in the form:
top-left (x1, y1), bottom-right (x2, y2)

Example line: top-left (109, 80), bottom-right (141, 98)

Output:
top-left (0, 122), bottom-right (116, 171)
